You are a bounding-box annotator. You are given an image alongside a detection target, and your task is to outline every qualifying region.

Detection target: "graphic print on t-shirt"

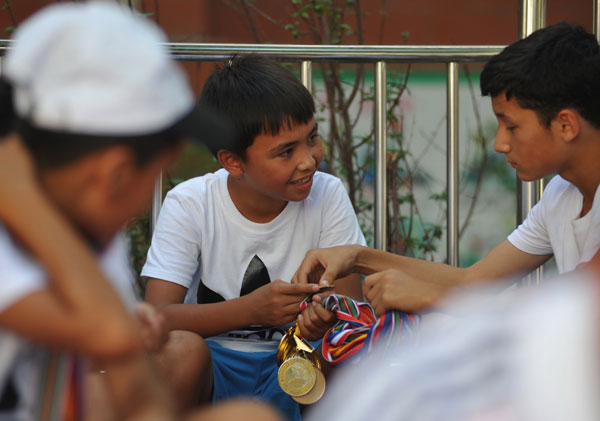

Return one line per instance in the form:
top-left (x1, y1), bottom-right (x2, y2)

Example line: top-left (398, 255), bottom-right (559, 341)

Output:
top-left (196, 255), bottom-right (271, 304)
top-left (197, 255), bottom-right (287, 340)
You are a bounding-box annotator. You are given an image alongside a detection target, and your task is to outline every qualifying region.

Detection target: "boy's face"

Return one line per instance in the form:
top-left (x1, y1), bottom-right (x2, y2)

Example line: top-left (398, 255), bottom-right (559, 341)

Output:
top-left (491, 94), bottom-right (567, 181)
top-left (44, 144), bottom-right (183, 245)
top-left (239, 117), bottom-right (323, 203)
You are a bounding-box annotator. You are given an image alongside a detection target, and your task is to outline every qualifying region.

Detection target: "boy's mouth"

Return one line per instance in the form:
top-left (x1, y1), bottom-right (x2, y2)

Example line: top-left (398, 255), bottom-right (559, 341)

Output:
top-left (290, 174), bottom-right (313, 185)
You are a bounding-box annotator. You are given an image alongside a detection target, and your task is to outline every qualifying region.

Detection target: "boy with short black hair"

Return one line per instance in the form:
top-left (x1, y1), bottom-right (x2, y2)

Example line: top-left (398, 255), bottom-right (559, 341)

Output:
top-left (0, 3), bottom-right (227, 419)
top-left (142, 54), bottom-right (366, 419)
top-left (293, 22), bottom-right (600, 315)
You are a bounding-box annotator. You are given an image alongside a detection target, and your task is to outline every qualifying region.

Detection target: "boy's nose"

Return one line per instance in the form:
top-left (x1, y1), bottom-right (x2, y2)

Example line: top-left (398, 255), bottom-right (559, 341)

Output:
top-left (297, 146), bottom-right (317, 170)
top-left (493, 131), bottom-right (511, 154)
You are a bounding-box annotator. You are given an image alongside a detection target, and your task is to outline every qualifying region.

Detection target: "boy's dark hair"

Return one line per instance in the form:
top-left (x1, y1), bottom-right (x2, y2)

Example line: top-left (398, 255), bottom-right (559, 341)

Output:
top-left (199, 54), bottom-right (315, 158)
top-left (481, 22), bottom-right (600, 128)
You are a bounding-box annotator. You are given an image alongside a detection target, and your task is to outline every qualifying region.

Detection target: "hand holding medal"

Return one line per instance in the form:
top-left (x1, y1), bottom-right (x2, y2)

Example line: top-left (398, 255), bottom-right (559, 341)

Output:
top-left (276, 285), bottom-right (333, 404)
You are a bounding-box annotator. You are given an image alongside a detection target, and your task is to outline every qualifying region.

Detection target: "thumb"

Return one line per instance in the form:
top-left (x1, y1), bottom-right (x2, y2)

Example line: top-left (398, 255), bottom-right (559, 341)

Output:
top-left (319, 263), bottom-right (342, 287)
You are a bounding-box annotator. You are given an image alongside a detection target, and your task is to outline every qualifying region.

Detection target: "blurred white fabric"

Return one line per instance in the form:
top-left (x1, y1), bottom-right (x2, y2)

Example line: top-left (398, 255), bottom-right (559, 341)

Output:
top-left (308, 272), bottom-right (600, 421)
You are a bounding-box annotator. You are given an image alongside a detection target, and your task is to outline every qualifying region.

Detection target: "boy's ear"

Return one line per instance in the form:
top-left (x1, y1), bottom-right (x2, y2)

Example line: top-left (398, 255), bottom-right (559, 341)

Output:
top-left (92, 146), bottom-right (137, 199)
top-left (217, 149), bottom-right (244, 177)
top-left (553, 109), bottom-right (580, 143)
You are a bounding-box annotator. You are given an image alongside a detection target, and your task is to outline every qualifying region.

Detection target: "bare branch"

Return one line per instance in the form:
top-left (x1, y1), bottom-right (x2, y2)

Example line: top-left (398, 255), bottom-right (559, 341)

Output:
top-left (241, 0), bottom-right (262, 43)
top-left (3, 0), bottom-right (18, 27)
top-left (378, 0), bottom-right (388, 44)
top-left (459, 64), bottom-right (490, 238)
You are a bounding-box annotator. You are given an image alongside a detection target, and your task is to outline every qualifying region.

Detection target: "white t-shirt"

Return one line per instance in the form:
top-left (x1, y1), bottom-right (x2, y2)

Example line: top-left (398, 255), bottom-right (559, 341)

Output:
top-left (141, 169), bottom-right (366, 336)
top-left (508, 175), bottom-right (600, 273)
top-left (308, 272), bottom-right (600, 421)
top-left (0, 227), bottom-right (138, 420)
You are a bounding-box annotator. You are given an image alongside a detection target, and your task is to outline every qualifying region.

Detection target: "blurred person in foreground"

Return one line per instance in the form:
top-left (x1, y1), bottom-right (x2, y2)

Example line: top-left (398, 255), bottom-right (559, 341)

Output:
top-left (0, 2), bottom-right (280, 420)
top-left (307, 265), bottom-right (600, 421)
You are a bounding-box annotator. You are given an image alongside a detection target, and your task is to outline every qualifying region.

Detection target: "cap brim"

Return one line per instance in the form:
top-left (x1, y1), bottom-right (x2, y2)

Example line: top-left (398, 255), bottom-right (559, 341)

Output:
top-left (172, 103), bottom-right (237, 152)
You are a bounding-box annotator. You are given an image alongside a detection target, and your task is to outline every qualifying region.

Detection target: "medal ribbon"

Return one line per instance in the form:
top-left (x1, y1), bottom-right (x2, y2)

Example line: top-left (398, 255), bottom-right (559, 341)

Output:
top-left (300, 294), bottom-right (420, 365)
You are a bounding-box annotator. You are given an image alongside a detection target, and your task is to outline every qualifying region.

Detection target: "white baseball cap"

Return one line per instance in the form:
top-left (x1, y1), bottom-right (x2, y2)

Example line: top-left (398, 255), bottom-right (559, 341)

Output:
top-left (2, 1), bottom-right (229, 141)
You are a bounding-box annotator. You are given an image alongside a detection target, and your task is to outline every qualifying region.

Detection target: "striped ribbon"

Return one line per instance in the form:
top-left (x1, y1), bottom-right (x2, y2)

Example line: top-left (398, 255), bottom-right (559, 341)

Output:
top-left (301, 294), bottom-right (420, 365)
top-left (36, 351), bottom-right (83, 421)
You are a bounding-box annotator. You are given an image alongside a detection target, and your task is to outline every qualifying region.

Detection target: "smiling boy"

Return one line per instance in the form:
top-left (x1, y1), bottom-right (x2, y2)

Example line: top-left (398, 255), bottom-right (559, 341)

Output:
top-left (142, 55), bottom-right (365, 419)
top-left (292, 22), bottom-right (600, 315)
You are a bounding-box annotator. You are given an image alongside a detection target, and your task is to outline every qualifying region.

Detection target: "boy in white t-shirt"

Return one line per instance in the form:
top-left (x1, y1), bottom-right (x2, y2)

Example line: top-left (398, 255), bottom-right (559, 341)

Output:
top-left (142, 55), bottom-right (366, 419)
top-left (293, 23), bottom-right (600, 315)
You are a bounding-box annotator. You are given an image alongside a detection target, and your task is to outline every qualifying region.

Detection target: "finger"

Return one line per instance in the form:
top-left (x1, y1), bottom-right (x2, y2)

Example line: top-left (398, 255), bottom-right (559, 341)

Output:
top-left (292, 257), bottom-right (322, 285)
top-left (369, 293), bottom-right (383, 317)
top-left (363, 273), bottom-right (382, 298)
top-left (296, 314), bottom-right (311, 339)
top-left (364, 278), bottom-right (382, 305)
top-left (318, 263), bottom-right (342, 287)
top-left (311, 301), bottom-right (335, 324)
top-left (303, 304), bottom-right (326, 331)
top-left (280, 282), bottom-right (320, 296)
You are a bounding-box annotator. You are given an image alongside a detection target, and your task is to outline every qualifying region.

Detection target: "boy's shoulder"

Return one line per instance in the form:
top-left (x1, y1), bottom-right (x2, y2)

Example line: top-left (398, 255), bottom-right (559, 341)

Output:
top-left (166, 168), bottom-right (228, 201)
top-left (541, 175), bottom-right (578, 202)
top-left (308, 171), bottom-right (345, 197)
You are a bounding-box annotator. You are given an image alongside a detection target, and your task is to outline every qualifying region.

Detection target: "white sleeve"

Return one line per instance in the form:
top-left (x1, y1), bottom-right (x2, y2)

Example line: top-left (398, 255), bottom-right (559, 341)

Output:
top-left (318, 178), bottom-right (367, 248)
top-left (141, 192), bottom-right (203, 289)
top-left (507, 196), bottom-right (553, 255)
top-left (0, 230), bottom-right (45, 314)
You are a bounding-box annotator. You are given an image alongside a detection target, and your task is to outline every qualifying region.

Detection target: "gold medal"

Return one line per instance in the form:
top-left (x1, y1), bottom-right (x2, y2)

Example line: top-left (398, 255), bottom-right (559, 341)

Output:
top-left (292, 367), bottom-right (326, 405)
top-left (277, 356), bottom-right (316, 397)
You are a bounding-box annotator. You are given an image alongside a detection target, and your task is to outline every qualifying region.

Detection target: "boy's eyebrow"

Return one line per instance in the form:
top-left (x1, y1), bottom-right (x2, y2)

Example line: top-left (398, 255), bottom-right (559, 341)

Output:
top-left (495, 113), bottom-right (514, 124)
top-left (270, 123), bottom-right (319, 154)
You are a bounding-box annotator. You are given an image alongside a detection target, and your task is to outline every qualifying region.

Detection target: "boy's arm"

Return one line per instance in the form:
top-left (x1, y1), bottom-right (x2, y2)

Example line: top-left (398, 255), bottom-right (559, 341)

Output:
top-left (145, 277), bottom-right (319, 337)
top-left (0, 136), bottom-right (139, 357)
top-left (295, 240), bottom-right (551, 311)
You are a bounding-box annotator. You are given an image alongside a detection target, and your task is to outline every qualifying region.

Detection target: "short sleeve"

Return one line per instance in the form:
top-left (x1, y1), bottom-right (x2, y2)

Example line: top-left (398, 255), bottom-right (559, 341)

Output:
top-left (507, 193), bottom-right (552, 256)
top-left (318, 177), bottom-right (367, 248)
top-left (141, 191), bottom-right (203, 288)
top-left (0, 228), bottom-right (45, 313)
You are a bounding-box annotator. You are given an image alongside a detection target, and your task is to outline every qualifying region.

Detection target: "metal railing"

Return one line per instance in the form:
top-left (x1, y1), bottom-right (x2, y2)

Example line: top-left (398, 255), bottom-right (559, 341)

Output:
top-left (0, 39), bottom-right (503, 264)
top-left (161, 44), bottom-right (504, 263)
top-left (2, 0), bottom-right (598, 269)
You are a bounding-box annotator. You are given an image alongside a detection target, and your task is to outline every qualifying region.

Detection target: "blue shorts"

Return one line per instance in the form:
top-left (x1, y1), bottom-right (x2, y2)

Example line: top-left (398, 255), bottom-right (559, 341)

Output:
top-left (207, 339), bottom-right (321, 421)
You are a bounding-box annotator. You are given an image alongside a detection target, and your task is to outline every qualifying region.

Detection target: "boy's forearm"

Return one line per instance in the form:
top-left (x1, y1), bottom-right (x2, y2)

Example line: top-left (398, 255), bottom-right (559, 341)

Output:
top-left (2, 185), bottom-right (139, 353)
top-left (160, 296), bottom-right (257, 338)
top-left (353, 245), bottom-right (467, 286)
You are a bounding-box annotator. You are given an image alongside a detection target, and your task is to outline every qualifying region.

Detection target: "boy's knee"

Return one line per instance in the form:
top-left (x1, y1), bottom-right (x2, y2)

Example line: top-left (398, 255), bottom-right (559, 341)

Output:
top-left (162, 330), bottom-right (211, 368)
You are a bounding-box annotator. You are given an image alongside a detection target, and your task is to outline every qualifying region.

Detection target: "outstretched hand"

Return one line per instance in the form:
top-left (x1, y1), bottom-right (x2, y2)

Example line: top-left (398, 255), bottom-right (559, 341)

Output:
top-left (247, 280), bottom-right (319, 327)
top-left (364, 269), bottom-right (445, 316)
top-left (291, 245), bottom-right (359, 287)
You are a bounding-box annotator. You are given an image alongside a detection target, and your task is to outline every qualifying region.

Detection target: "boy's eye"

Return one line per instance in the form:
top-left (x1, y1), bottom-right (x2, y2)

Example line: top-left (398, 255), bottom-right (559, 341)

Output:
top-left (507, 126), bottom-right (517, 132)
top-left (278, 148), bottom-right (293, 158)
top-left (309, 133), bottom-right (321, 143)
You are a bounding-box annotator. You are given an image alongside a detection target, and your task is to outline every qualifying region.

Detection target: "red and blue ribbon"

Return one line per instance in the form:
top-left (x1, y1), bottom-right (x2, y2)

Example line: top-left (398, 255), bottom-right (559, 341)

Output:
top-left (309, 294), bottom-right (420, 365)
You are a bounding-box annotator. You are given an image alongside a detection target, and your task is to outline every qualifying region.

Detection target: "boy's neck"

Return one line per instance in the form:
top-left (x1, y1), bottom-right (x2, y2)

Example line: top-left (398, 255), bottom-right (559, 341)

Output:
top-left (559, 131), bottom-right (600, 217)
top-left (226, 174), bottom-right (288, 223)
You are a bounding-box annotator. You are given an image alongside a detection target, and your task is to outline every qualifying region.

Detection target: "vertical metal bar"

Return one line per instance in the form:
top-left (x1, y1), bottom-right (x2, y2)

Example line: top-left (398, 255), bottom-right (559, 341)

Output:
top-left (519, 0), bottom-right (546, 284)
top-left (446, 62), bottom-right (459, 266)
top-left (150, 171), bottom-right (163, 235)
top-left (374, 61), bottom-right (387, 251)
top-left (594, 0), bottom-right (600, 43)
top-left (519, 0), bottom-right (546, 39)
top-left (300, 61), bottom-right (312, 94)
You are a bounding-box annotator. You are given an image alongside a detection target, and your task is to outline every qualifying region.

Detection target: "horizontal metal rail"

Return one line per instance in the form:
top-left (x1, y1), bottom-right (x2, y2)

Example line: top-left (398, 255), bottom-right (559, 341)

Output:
top-left (0, 40), bottom-right (503, 62)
